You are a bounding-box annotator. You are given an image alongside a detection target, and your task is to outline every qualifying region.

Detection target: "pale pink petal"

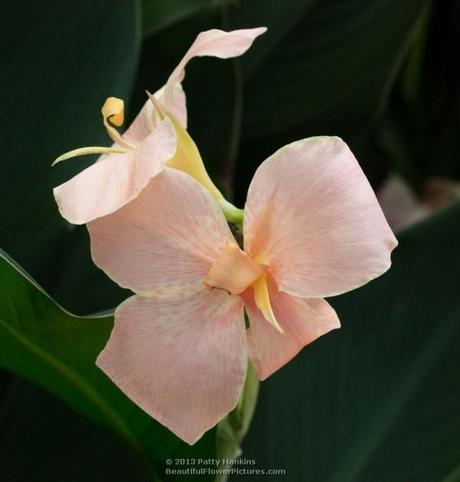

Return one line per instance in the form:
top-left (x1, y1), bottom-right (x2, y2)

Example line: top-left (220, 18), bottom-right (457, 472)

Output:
top-left (244, 136), bottom-right (398, 298)
top-left (54, 117), bottom-right (176, 225)
top-left (88, 167), bottom-right (234, 294)
top-left (97, 289), bottom-right (247, 444)
top-left (160, 27), bottom-right (267, 127)
top-left (243, 278), bottom-right (340, 380)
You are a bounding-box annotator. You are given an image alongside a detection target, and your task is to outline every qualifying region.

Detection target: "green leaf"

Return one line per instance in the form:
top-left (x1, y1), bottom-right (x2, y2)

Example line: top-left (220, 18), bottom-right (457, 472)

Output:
top-left (240, 0), bottom-right (430, 140)
top-left (0, 0), bottom-right (141, 313)
top-left (238, 203), bottom-right (460, 482)
top-left (0, 249), bottom-right (217, 481)
top-left (230, 0), bottom-right (430, 197)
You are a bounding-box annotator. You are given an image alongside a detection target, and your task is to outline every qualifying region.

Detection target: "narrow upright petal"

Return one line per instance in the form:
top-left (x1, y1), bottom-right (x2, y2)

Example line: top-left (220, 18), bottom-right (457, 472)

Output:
top-left (88, 168), bottom-right (235, 294)
top-left (244, 136), bottom-right (398, 298)
top-left (54, 117), bottom-right (176, 224)
top-left (122, 27), bottom-right (266, 137)
top-left (160, 27), bottom-right (267, 126)
top-left (243, 279), bottom-right (340, 380)
top-left (97, 290), bottom-right (247, 444)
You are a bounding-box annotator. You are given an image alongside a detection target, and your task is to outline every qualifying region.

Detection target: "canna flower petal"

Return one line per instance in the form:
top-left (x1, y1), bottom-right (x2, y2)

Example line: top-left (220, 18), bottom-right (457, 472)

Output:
top-left (88, 168), bottom-right (235, 295)
top-left (160, 27), bottom-right (267, 127)
top-left (127, 27), bottom-right (267, 133)
top-left (97, 290), bottom-right (247, 445)
top-left (243, 278), bottom-right (340, 380)
top-left (54, 117), bottom-right (176, 225)
top-left (244, 136), bottom-right (398, 299)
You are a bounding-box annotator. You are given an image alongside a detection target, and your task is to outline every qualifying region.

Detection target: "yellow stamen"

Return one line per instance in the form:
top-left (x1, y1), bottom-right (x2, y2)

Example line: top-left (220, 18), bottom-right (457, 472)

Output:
top-left (52, 146), bottom-right (127, 166)
top-left (101, 97), bottom-right (136, 150)
top-left (252, 274), bottom-right (284, 334)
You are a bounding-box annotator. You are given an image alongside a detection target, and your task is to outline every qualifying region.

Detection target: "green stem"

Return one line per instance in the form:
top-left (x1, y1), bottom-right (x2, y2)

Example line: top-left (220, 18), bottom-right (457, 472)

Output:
top-left (218, 199), bottom-right (244, 230)
top-left (231, 363), bottom-right (260, 438)
top-left (216, 364), bottom-right (260, 475)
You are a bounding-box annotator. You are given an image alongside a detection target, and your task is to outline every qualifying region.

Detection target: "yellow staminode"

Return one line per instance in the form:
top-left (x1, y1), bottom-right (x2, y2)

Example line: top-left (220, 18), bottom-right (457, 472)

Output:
top-left (252, 274), bottom-right (284, 334)
top-left (101, 97), bottom-right (136, 150)
top-left (101, 97), bottom-right (124, 126)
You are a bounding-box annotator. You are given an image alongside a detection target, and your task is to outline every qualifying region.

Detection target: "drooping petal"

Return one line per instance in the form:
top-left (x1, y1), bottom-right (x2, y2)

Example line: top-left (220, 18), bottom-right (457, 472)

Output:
top-left (243, 278), bottom-right (340, 380)
top-left (97, 289), bottom-right (247, 445)
top-left (244, 136), bottom-right (398, 298)
top-left (53, 117), bottom-right (176, 224)
top-left (88, 167), bottom-right (235, 294)
top-left (160, 27), bottom-right (267, 127)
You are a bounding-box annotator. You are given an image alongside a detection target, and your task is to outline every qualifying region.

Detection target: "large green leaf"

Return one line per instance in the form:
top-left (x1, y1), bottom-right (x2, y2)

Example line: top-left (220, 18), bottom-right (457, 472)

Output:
top-left (240, 0), bottom-right (429, 139)
top-left (238, 203), bottom-right (460, 481)
top-left (0, 0), bottom-right (140, 313)
top-left (0, 249), bottom-right (216, 481)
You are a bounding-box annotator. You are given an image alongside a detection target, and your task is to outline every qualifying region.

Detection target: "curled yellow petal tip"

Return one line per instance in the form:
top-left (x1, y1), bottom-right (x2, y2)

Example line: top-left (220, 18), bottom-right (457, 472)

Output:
top-left (102, 97), bottom-right (124, 126)
top-left (252, 275), bottom-right (284, 334)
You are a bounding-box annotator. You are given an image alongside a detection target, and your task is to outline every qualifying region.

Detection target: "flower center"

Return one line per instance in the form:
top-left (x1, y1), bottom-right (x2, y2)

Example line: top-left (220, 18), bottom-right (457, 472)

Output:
top-left (204, 243), bottom-right (284, 333)
top-left (204, 242), bottom-right (264, 295)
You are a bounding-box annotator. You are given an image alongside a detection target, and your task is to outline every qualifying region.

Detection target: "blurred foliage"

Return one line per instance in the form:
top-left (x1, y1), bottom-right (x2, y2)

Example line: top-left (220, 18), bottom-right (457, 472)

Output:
top-left (0, 249), bottom-right (216, 481)
top-left (1, 0), bottom-right (460, 481)
top-left (378, 1), bottom-right (460, 193)
top-left (0, 0), bottom-right (139, 314)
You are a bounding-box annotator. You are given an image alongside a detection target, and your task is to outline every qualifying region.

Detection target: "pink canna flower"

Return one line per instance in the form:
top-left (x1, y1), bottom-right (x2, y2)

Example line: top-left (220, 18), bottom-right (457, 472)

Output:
top-left (88, 136), bottom-right (397, 444)
top-left (53, 27), bottom-right (267, 225)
